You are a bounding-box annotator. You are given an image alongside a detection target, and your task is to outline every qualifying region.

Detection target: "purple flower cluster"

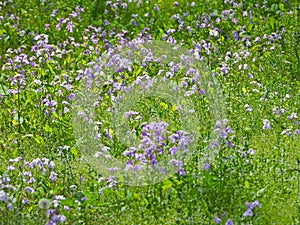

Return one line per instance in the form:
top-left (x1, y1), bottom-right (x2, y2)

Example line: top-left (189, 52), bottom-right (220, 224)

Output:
top-left (243, 200), bottom-right (261, 217)
top-left (0, 157), bottom-right (58, 211)
top-left (123, 121), bottom-right (190, 176)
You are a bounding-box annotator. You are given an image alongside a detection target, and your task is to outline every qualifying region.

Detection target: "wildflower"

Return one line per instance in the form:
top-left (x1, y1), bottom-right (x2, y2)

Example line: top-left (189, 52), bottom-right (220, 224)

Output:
top-left (46, 209), bottom-right (55, 216)
top-left (251, 200), bottom-right (261, 208)
top-left (0, 190), bottom-right (8, 202)
top-left (254, 37), bottom-right (261, 42)
top-left (66, 21), bottom-right (74, 33)
top-left (49, 171), bottom-right (58, 182)
top-left (209, 29), bottom-right (219, 37)
top-left (220, 64), bottom-right (228, 75)
top-left (7, 203), bottom-right (13, 210)
top-left (243, 208), bottom-right (253, 217)
top-left (244, 104), bottom-right (253, 112)
top-left (226, 140), bottom-right (234, 148)
top-left (170, 146), bottom-right (178, 156)
top-left (262, 119), bottom-right (271, 130)
top-left (214, 216), bottom-right (221, 223)
top-left (2, 176), bottom-right (10, 184)
top-left (38, 198), bottom-right (51, 209)
top-left (24, 186), bottom-right (35, 193)
top-left (287, 113), bottom-right (297, 120)
top-left (154, 4), bottom-right (160, 11)
top-left (51, 214), bottom-right (66, 223)
top-left (170, 159), bottom-right (183, 167)
top-left (248, 148), bottom-right (255, 155)
top-left (7, 165), bottom-right (15, 171)
top-left (178, 168), bottom-right (186, 176)
top-left (201, 163), bottom-right (211, 170)
top-left (69, 185), bottom-right (77, 191)
top-left (225, 219), bottom-right (233, 225)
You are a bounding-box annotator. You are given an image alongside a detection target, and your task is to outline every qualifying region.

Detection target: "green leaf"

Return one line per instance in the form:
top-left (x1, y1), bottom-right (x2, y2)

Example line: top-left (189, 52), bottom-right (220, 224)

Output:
top-left (0, 84), bottom-right (8, 96)
top-left (161, 179), bottom-right (173, 190)
top-left (43, 124), bottom-right (53, 133)
top-left (22, 134), bottom-right (34, 139)
top-left (34, 135), bottom-right (44, 144)
top-left (242, 87), bottom-right (247, 94)
top-left (279, 3), bottom-right (285, 11)
top-left (244, 180), bottom-right (250, 189)
top-left (247, 24), bottom-right (254, 32)
top-left (71, 147), bottom-right (79, 157)
top-left (159, 102), bottom-right (168, 110)
top-left (46, 62), bottom-right (55, 75)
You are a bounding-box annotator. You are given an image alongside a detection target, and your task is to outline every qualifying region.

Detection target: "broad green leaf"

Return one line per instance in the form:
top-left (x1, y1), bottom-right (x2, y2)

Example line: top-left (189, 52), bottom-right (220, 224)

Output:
top-left (279, 3), bottom-right (285, 11)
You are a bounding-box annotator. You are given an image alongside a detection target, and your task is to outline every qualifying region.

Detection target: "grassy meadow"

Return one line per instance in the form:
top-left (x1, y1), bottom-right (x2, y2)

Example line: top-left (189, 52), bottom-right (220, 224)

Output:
top-left (0, 0), bottom-right (300, 224)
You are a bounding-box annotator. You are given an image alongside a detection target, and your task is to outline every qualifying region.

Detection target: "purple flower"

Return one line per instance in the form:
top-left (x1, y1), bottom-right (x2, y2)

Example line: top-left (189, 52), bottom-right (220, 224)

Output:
top-left (2, 176), bottom-right (10, 184)
top-left (225, 219), bottom-right (233, 225)
top-left (248, 148), bottom-right (255, 155)
top-left (51, 214), bottom-right (66, 223)
top-left (209, 141), bottom-right (218, 149)
top-left (124, 111), bottom-right (139, 120)
top-left (251, 200), bottom-right (261, 208)
top-left (220, 64), bottom-right (228, 75)
top-left (243, 208), bottom-right (253, 217)
top-left (154, 4), bottom-right (160, 11)
top-left (49, 171), bottom-right (58, 182)
top-left (170, 159), bottom-right (183, 167)
top-left (46, 209), bottom-right (55, 216)
top-left (0, 191), bottom-right (8, 202)
top-left (7, 165), bottom-right (15, 171)
top-left (214, 216), bottom-right (221, 224)
top-left (24, 186), bottom-right (35, 193)
top-left (226, 140), bottom-right (234, 148)
top-left (170, 146), bottom-right (178, 156)
top-left (22, 198), bottom-right (28, 204)
top-left (7, 203), bottom-right (13, 210)
top-left (178, 168), bottom-right (186, 176)
top-left (174, 2), bottom-right (179, 7)
top-left (254, 37), bottom-right (261, 43)
top-left (287, 113), bottom-right (297, 120)
top-left (232, 31), bottom-right (239, 40)
top-left (263, 119), bottom-right (271, 130)
top-left (201, 163), bottom-right (211, 170)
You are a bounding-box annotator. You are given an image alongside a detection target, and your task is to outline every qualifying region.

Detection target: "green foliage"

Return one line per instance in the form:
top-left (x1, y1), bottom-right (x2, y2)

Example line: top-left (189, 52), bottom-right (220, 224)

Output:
top-left (0, 0), bottom-right (299, 224)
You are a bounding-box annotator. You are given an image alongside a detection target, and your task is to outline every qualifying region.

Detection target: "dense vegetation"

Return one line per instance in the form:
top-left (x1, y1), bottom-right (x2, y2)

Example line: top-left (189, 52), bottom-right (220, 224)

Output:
top-left (0, 0), bottom-right (299, 224)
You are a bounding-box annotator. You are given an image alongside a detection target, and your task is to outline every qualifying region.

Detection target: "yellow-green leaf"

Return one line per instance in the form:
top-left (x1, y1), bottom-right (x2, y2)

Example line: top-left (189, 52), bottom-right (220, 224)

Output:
top-left (245, 180), bottom-right (250, 189)
top-left (160, 102), bottom-right (168, 110)
top-left (161, 179), bottom-right (173, 190)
